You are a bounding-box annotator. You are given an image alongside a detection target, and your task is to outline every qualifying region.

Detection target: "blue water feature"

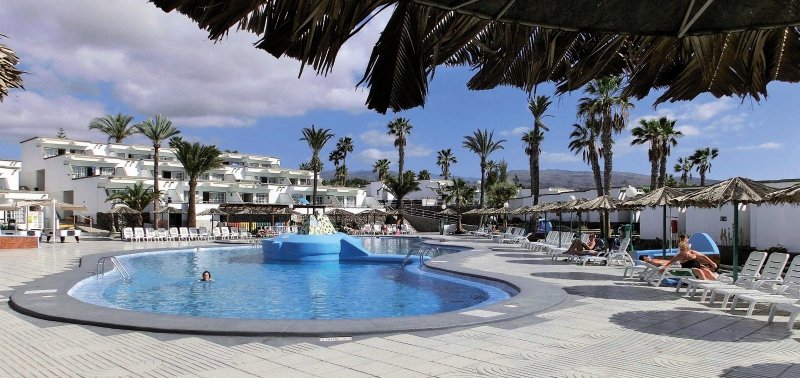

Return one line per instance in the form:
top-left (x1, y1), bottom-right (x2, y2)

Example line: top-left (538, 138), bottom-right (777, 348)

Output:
top-left (69, 241), bottom-right (512, 320)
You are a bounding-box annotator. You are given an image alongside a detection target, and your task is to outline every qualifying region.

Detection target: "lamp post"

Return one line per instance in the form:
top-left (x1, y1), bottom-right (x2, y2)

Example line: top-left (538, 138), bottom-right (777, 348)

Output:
top-left (503, 202), bottom-right (509, 229)
top-left (440, 203), bottom-right (446, 235)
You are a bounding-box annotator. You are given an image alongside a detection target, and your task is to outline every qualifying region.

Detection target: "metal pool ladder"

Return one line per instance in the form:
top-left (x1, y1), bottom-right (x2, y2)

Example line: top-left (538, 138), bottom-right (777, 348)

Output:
top-left (96, 256), bottom-right (132, 282)
top-left (401, 246), bottom-right (439, 267)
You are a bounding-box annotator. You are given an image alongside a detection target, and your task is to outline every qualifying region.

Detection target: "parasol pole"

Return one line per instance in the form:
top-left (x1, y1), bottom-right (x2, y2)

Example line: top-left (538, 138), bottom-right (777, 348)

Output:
top-left (51, 199), bottom-right (57, 243)
top-left (732, 200), bottom-right (740, 280)
top-left (662, 205), bottom-right (667, 258)
top-left (557, 211), bottom-right (562, 248)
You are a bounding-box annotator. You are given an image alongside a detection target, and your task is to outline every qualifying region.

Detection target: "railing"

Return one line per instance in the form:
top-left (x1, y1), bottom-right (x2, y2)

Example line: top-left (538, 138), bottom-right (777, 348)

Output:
top-left (401, 244), bottom-right (441, 268)
top-left (96, 256), bottom-right (131, 282)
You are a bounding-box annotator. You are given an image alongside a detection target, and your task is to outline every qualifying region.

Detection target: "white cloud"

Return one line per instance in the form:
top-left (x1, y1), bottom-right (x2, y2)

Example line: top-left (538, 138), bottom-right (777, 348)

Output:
top-left (500, 127), bottom-right (528, 137)
top-left (406, 145), bottom-right (433, 158)
top-left (686, 97), bottom-right (734, 121)
top-left (358, 129), bottom-right (395, 147)
top-left (540, 152), bottom-right (580, 163)
top-left (0, 92), bottom-right (106, 141)
top-left (735, 142), bottom-right (781, 151)
top-left (675, 125), bottom-right (701, 136)
top-left (358, 148), bottom-right (394, 164)
top-left (0, 0), bottom-right (388, 139)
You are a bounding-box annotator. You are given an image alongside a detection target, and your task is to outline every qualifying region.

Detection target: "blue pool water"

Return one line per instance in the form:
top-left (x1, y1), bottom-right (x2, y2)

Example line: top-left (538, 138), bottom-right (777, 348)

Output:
top-left (70, 240), bottom-right (509, 320)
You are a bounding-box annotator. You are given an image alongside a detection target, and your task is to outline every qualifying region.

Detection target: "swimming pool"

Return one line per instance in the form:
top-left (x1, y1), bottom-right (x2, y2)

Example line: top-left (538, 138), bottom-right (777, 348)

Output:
top-left (69, 242), bottom-right (510, 320)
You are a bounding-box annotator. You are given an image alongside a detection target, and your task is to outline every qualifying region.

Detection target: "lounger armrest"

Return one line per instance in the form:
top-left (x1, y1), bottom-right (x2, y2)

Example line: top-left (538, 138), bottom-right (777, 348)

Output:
top-left (752, 279), bottom-right (783, 290)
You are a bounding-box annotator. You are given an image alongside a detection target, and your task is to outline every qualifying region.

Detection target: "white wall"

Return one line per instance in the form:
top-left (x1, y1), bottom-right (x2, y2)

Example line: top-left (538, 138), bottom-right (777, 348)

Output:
top-left (751, 205), bottom-right (800, 251)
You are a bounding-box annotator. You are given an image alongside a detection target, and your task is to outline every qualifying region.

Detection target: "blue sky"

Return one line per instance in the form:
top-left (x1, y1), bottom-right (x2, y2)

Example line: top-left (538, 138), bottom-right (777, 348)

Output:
top-left (1, 1), bottom-right (798, 182)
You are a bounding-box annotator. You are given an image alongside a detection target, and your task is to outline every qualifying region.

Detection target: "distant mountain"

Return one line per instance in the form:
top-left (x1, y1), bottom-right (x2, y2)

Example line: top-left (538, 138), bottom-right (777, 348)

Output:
top-left (322, 168), bottom-right (706, 190)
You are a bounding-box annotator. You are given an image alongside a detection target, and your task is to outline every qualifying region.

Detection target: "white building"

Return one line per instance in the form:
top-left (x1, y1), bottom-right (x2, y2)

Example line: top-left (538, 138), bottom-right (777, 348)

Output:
top-left (17, 137), bottom-right (367, 227)
top-left (366, 179), bottom-right (453, 206)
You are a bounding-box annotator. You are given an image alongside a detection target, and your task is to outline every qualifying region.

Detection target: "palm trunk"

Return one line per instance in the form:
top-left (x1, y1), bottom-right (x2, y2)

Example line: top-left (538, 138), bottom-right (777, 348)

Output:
top-left (342, 156), bottom-right (347, 186)
top-left (312, 169), bottom-right (319, 205)
top-left (601, 130), bottom-right (613, 195)
top-left (658, 151), bottom-right (667, 188)
top-left (650, 158), bottom-right (658, 189)
top-left (700, 168), bottom-right (706, 186)
top-left (188, 180), bottom-right (197, 227)
top-left (152, 145), bottom-right (160, 229)
top-left (479, 159), bottom-right (486, 207)
top-left (590, 151), bottom-right (603, 197)
top-left (528, 152), bottom-right (536, 204)
top-left (398, 145), bottom-right (404, 177)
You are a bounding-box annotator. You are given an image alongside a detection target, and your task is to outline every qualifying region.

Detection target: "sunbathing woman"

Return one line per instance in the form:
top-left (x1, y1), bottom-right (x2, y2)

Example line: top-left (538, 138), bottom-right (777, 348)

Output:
top-left (565, 233), bottom-right (598, 256)
top-left (647, 241), bottom-right (718, 280)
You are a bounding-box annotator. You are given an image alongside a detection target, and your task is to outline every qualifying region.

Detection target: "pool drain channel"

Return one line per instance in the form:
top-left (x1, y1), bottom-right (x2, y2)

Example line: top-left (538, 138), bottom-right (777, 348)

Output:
top-left (319, 336), bottom-right (353, 342)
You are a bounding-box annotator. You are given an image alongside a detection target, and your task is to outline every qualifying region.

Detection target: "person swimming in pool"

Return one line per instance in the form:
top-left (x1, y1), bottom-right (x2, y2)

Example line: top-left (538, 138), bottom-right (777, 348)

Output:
top-left (200, 271), bottom-right (213, 282)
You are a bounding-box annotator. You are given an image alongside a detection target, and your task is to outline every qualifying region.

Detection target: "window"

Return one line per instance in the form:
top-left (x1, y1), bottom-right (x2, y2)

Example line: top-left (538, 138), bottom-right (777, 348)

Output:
top-left (43, 148), bottom-right (59, 158)
top-left (162, 171), bottom-right (184, 180)
top-left (72, 166), bottom-right (91, 178)
top-left (203, 192), bottom-right (225, 203)
top-left (249, 163), bottom-right (260, 167)
top-left (201, 173), bottom-right (224, 181)
top-left (255, 193), bottom-right (269, 204)
top-left (99, 167), bottom-right (115, 176)
top-left (260, 176), bottom-right (279, 184)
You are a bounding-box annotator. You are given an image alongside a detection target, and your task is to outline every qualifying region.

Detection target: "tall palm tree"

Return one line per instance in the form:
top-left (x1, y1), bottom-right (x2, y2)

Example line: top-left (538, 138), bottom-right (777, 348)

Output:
top-left (526, 95), bottom-right (551, 204)
top-left (656, 118), bottom-right (682, 187)
top-left (171, 139), bottom-right (224, 227)
top-left (383, 171), bottom-right (420, 224)
top-left (328, 148), bottom-right (343, 184)
top-left (334, 165), bottom-right (348, 186)
top-left (568, 122), bottom-right (603, 196)
top-left (300, 125), bottom-right (334, 205)
top-left (673, 156), bottom-right (694, 185)
top-left (106, 182), bottom-right (161, 227)
top-left (463, 129), bottom-right (505, 207)
top-left (630, 118), bottom-right (662, 189)
top-left (335, 137), bottom-right (354, 185)
top-left (417, 169), bottom-right (431, 180)
top-left (436, 149), bottom-right (457, 179)
top-left (88, 113), bottom-right (137, 143)
top-left (386, 118), bottom-right (413, 176)
top-left (135, 115), bottom-right (181, 223)
top-left (372, 159), bottom-right (391, 181)
top-left (690, 147), bottom-right (719, 186)
top-left (577, 76), bottom-right (634, 195)
top-left (443, 178), bottom-right (476, 232)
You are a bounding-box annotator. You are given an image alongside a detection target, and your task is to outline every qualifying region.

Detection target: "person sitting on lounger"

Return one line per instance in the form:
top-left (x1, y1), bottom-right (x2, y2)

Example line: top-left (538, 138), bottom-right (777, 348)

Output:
top-left (565, 233), bottom-right (598, 256)
top-left (650, 239), bottom-right (718, 280)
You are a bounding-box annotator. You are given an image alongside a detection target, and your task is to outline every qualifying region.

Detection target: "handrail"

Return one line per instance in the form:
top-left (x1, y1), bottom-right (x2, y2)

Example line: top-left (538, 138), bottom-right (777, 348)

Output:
top-left (96, 256), bottom-right (131, 282)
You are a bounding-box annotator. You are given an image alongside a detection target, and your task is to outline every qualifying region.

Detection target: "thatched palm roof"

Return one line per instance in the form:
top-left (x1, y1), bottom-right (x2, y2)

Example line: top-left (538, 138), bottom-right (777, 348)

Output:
top-left (621, 187), bottom-right (684, 208)
top-left (325, 208), bottom-right (354, 216)
top-left (155, 206), bottom-right (183, 214)
top-left (198, 208), bottom-right (229, 216)
top-left (150, 1), bottom-right (800, 113)
top-left (576, 195), bottom-right (622, 211)
top-left (767, 183), bottom-right (800, 204)
top-left (0, 36), bottom-right (24, 102)
top-left (438, 207), bottom-right (459, 216)
top-left (672, 177), bottom-right (776, 207)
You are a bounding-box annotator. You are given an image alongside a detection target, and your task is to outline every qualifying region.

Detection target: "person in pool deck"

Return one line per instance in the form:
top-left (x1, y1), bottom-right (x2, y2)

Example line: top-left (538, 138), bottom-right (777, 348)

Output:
top-left (565, 233), bottom-right (598, 256)
top-left (650, 238), bottom-right (718, 280)
top-left (200, 271), bottom-right (213, 282)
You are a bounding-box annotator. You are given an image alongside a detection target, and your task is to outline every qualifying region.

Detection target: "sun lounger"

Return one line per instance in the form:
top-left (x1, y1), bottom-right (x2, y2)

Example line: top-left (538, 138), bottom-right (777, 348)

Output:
top-left (726, 255), bottom-right (800, 316)
top-left (676, 251), bottom-right (768, 298)
top-left (768, 302), bottom-right (800, 329)
top-left (133, 227), bottom-right (145, 242)
top-left (179, 227), bottom-right (191, 241)
top-left (169, 227), bottom-right (180, 240)
top-left (707, 252), bottom-right (790, 306)
top-left (122, 227), bottom-right (134, 242)
top-left (579, 238), bottom-right (630, 266)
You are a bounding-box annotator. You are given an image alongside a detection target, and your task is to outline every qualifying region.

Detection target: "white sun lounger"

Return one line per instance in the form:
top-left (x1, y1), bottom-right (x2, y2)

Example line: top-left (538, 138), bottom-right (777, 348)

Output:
top-left (707, 252), bottom-right (790, 306)
top-left (676, 251), bottom-right (767, 297)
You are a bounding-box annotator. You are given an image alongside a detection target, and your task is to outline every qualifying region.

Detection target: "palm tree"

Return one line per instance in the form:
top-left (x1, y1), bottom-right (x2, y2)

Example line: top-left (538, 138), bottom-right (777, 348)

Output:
top-left (690, 147), bottom-right (719, 186)
top-left (525, 95), bottom-right (551, 204)
top-left (630, 118), bottom-right (662, 189)
top-left (443, 178), bottom-right (476, 232)
top-left (135, 115), bottom-right (181, 224)
top-left (335, 137), bottom-right (354, 185)
top-left (372, 158), bottom-right (391, 181)
top-left (383, 171), bottom-right (420, 224)
top-left (171, 139), bottom-right (224, 227)
top-left (656, 118), bottom-right (682, 187)
top-left (568, 122), bottom-right (603, 196)
top-left (577, 76), bottom-right (634, 195)
top-left (300, 125), bottom-right (334, 205)
top-left (328, 148), bottom-right (343, 184)
top-left (417, 169), bottom-right (431, 180)
top-left (436, 149), bottom-right (456, 179)
top-left (88, 113), bottom-right (137, 143)
top-left (106, 182), bottom-right (161, 226)
top-left (334, 165), bottom-right (348, 186)
top-left (673, 156), bottom-right (694, 185)
top-left (463, 129), bottom-right (505, 207)
top-left (386, 118), bottom-right (413, 176)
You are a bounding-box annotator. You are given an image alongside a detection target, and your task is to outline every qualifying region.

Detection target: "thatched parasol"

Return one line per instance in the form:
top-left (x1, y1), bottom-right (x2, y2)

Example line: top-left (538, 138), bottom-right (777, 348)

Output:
top-left (574, 195), bottom-right (623, 242)
top-left (672, 177), bottom-right (776, 278)
top-left (767, 183), bottom-right (800, 204)
top-left (622, 187), bottom-right (685, 256)
top-left (149, 1), bottom-right (800, 114)
top-left (155, 206), bottom-right (183, 229)
top-left (509, 205), bottom-right (531, 215)
top-left (359, 208), bottom-right (387, 225)
top-left (108, 204), bottom-right (140, 232)
top-left (462, 208), bottom-right (482, 215)
top-left (198, 207), bottom-right (229, 230)
top-left (438, 208), bottom-right (458, 216)
top-left (0, 36), bottom-right (25, 102)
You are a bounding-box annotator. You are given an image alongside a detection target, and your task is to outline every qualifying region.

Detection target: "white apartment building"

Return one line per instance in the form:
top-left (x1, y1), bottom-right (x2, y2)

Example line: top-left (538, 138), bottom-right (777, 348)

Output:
top-left (17, 137), bottom-right (367, 225)
top-left (366, 179), bottom-right (454, 207)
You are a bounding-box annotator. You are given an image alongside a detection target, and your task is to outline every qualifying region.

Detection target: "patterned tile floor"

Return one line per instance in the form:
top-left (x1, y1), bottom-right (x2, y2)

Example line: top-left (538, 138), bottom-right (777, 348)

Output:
top-left (0, 235), bottom-right (798, 377)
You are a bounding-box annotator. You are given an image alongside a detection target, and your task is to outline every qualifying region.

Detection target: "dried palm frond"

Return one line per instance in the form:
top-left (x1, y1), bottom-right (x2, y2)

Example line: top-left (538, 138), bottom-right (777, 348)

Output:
top-left (0, 35), bottom-right (25, 102)
top-left (671, 177), bottom-right (776, 208)
top-left (149, 1), bottom-right (800, 113)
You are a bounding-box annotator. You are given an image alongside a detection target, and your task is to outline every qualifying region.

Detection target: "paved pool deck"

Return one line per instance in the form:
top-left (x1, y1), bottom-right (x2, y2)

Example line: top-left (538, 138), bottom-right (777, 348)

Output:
top-left (0, 234), bottom-right (797, 377)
